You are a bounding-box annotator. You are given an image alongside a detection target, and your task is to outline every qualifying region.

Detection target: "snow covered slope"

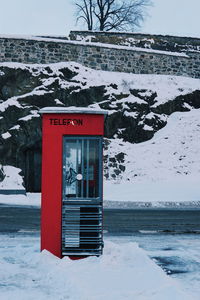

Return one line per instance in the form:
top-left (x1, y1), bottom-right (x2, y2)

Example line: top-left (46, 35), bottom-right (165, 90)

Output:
top-left (104, 109), bottom-right (200, 204)
top-left (0, 62), bottom-right (200, 201)
top-left (105, 108), bottom-right (200, 181)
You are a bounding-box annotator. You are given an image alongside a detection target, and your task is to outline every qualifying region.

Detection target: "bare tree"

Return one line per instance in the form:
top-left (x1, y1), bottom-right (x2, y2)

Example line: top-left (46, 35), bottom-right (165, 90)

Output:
top-left (74, 0), bottom-right (152, 31)
top-left (75, 0), bottom-right (94, 30)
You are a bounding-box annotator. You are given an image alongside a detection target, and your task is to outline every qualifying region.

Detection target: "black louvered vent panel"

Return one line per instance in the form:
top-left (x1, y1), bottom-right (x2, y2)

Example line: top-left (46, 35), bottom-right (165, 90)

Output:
top-left (62, 204), bottom-right (103, 256)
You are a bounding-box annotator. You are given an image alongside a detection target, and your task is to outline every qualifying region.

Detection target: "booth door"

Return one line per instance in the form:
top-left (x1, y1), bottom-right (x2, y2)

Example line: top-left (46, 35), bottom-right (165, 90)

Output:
top-left (63, 137), bottom-right (102, 201)
top-left (62, 136), bottom-right (103, 256)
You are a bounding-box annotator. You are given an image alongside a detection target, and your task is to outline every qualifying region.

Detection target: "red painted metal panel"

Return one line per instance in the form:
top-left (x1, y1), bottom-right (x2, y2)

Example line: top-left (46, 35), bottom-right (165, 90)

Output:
top-left (41, 113), bottom-right (105, 258)
top-left (42, 113), bottom-right (104, 136)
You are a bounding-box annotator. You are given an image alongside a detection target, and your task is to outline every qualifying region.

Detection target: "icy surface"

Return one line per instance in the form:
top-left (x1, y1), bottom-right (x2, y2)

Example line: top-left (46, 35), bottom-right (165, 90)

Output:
top-left (109, 234), bottom-right (200, 300)
top-left (0, 236), bottom-right (192, 300)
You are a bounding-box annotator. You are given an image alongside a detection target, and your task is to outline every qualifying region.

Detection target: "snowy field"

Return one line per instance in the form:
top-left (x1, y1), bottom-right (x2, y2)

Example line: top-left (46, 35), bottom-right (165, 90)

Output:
top-left (0, 234), bottom-right (196, 300)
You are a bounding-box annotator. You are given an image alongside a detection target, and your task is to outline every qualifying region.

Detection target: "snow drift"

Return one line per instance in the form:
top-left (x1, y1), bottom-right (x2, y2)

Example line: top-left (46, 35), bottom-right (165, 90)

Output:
top-left (0, 236), bottom-right (192, 300)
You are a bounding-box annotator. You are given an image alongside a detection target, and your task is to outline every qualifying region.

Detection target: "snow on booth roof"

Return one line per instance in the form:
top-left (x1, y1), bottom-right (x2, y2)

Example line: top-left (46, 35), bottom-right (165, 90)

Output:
top-left (39, 106), bottom-right (108, 115)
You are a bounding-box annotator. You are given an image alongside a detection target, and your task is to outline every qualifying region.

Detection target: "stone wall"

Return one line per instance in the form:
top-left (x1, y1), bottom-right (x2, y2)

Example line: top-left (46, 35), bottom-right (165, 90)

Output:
top-left (0, 34), bottom-right (199, 78)
top-left (69, 31), bottom-right (200, 52)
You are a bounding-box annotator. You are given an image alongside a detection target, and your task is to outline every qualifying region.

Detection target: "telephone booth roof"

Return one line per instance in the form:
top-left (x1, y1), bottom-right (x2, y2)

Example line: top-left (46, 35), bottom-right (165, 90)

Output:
top-left (39, 106), bottom-right (108, 116)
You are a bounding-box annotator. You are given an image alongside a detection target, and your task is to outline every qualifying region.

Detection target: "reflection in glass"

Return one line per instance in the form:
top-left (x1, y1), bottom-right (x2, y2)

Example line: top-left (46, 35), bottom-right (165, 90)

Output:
top-left (65, 140), bottom-right (77, 197)
top-left (64, 138), bottom-right (100, 199)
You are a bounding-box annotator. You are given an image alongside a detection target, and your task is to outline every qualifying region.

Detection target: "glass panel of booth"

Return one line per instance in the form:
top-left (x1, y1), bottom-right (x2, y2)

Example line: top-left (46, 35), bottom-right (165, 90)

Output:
top-left (63, 137), bottom-right (101, 199)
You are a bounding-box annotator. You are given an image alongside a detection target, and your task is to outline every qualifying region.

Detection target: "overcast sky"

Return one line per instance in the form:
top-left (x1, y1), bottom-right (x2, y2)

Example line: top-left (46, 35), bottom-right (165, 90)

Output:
top-left (0, 0), bottom-right (199, 38)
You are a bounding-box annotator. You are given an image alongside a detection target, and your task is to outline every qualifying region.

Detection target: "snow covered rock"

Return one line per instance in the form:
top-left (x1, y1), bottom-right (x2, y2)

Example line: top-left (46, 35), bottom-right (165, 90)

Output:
top-left (0, 165), bottom-right (24, 191)
top-left (0, 61), bottom-right (200, 191)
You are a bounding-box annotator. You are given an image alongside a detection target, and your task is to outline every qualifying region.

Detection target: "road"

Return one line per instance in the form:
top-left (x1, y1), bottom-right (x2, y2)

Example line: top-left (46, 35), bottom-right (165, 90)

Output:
top-left (0, 204), bottom-right (200, 234)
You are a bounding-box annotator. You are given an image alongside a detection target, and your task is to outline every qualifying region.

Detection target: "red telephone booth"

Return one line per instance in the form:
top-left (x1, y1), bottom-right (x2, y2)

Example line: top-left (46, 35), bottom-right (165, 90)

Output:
top-left (40, 107), bottom-right (107, 258)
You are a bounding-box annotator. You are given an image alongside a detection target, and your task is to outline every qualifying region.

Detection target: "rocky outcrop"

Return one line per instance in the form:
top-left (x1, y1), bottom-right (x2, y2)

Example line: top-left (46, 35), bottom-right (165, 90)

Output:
top-left (0, 62), bottom-right (200, 190)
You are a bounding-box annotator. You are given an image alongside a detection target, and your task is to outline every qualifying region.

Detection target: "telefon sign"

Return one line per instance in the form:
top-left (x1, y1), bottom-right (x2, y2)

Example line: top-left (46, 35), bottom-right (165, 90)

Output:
top-left (49, 118), bottom-right (83, 126)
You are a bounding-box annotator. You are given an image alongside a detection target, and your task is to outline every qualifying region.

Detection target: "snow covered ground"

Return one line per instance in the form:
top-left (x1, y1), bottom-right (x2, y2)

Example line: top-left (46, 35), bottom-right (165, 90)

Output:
top-left (104, 108), bottom-right (200, 205)
top-left (109, 234), bottom-right (200, 300)
top-left (0, 193), bottom-right (40, 207)
top-left (0, 234), bottom-right (194, 300)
